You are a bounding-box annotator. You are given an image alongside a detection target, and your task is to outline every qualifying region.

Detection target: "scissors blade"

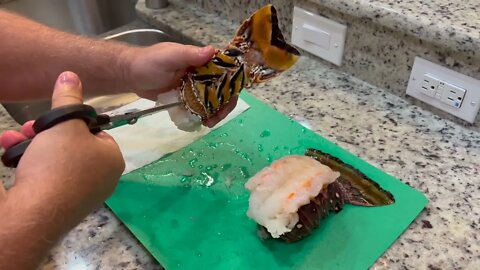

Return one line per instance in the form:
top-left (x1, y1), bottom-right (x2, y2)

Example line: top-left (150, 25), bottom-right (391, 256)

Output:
top-left (102, 101), bottom-right (183, 129)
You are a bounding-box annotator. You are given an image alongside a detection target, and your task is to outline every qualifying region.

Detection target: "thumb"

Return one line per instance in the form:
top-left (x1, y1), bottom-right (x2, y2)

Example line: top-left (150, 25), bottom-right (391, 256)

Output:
top-left (166, 45), bottom-right (216, 69)
top-left (51, 71), bottom-right (83, 109)
top-left (49, 71), bottom-right (91, 133)
top-left (51, 72), bottom-right (118, 146)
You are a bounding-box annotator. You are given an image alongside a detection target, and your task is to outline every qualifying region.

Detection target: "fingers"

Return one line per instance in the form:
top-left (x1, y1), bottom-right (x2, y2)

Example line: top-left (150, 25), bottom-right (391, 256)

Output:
top-left (164, 44), bottom-right (216, 69)
top-left (95, 130), bottom-right (117, 144)
top-left (51, 71), bottom-right (83, 109)
top-left (0, 121), bottom-right (36, 150)
top-left (203, 96), bottom-right (238, 128)
top-left (180, 45), bottom-right (216, 66)
top-left (21, 120), bottom-right (35, 138)
top-left (0, 130), bottom-right (28, 149)
top-left (135, 90), bottom-right (162, 101)
top-left (94, 131), bottom-right (125, 172)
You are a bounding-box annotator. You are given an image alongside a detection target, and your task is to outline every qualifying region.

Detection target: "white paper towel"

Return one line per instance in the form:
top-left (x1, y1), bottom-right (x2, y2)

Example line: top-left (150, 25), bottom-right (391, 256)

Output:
top-left (105, 98), bottom-right (250, 174)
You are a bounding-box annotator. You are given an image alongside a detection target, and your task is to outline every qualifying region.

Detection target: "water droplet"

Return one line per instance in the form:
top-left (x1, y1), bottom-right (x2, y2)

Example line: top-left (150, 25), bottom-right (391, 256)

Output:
top-left (238, 152), bottom-right (252, 163)
top-left (260, 130), bottom-right (271, 138)
top-left (257, 144), bottom-right (264, 152)
top-left (207, 142), bottom-right (218, 149)
top-left (188, 158), bottom-right (198, 168)
top-left (220, 133), bottom-right (229, 137)
top-left (301, 127), bottom-right (306, 133)
top-left (274, 146), bottom-right (279, 151)
top-left (240, 166), bottom-right (250, 178)
top-left (180, 176), bottom-right (191, 183)
top-left (202, 172), bottom-right (215, 187)
top-left (267, 155), bottom-right (273, 162)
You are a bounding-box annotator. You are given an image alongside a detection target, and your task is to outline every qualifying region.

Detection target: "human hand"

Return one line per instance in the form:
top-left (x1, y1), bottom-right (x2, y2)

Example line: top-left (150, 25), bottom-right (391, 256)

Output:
top-left (121, 42), bottom-right (215, 98)
top-left (120, 42), bottom-right (237, 128)
top-left (1, 71), bottom-right (125, 213)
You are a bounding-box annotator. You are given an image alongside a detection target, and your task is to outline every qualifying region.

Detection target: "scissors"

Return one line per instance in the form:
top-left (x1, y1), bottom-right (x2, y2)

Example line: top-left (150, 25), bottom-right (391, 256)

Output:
top-left (1, 102), bottom-right (182, 168)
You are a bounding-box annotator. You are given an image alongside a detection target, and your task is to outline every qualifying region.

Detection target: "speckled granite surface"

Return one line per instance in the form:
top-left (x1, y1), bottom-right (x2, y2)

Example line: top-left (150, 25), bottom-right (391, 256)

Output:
top-left (187, 0), bottom-right (480, 130)
top-left (190, 0), bottom-right (480, 57)
top-left (1, 0), bottom-right (478, 269)
top-left (297, 0), bottom-right (480, 130)
top-left (308, 0), bottom-right (480, 56)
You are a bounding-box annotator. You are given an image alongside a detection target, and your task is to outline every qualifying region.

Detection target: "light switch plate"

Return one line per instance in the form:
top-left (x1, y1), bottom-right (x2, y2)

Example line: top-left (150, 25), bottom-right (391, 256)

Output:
top-left (292, 6), bottom-right (347, 66)
top-left (406, 57), bottom-right (480, 123)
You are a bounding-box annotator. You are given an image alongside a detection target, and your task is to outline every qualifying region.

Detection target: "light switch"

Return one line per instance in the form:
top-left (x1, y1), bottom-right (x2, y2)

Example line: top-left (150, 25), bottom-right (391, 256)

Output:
top-left (292, 7), bottom-right (347, 66)
top-left (301, 24), bottom-right (331, 49)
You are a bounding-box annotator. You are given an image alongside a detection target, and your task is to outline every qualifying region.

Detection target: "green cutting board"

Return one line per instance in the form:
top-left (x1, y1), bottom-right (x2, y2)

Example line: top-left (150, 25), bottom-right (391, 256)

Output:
top-left (106, 92), bottom-right (428, 270)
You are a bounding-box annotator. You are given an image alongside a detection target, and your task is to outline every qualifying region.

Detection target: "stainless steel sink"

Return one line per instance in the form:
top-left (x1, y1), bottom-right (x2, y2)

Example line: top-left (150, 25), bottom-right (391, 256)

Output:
top-left (1, 0), bottom-right (138, 36)
top-left (0, 2), bottom-right (195, 123)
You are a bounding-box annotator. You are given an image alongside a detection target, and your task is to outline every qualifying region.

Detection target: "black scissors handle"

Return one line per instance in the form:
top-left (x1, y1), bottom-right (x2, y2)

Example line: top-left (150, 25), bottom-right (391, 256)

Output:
top-left (1, 104), bottom-right (99, 168)
top-left (1, 101), bottom-right (182, 168)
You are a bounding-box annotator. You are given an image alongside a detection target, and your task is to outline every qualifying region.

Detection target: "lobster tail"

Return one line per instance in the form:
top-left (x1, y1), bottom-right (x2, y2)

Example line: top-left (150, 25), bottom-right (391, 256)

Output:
top-left (269, 181), bottom-right (346, 243)
top-left (304, 148), bottom-right (395, 206)
top-left (178, 5), bottom-right (300, 122)
top-left (232, 5), bottom-right (301, 82)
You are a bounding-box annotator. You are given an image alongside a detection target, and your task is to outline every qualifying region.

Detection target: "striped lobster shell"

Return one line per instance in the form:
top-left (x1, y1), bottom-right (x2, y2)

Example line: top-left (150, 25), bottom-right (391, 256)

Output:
top-left (179, 4), bottom-right (301, 121)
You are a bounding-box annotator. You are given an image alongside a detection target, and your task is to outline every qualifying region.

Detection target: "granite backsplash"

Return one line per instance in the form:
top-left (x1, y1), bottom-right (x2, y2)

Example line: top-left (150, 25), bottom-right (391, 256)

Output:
top-left (186, 0), bottom-right (480, 131)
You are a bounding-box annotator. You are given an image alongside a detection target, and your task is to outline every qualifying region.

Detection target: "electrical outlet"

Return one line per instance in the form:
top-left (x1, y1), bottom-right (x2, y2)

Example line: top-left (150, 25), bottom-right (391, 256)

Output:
top-left (406, 57), bottom-right (480, 123)
top-left (420, 74), bottom-right (439, 97)
top-left (438, 81), bottom-right (466, 108)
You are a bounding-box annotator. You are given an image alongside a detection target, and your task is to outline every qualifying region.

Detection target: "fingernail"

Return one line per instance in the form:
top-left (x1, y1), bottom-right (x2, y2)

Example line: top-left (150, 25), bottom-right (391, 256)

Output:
top-left (198, 46), bottom-right (213, 56)
top-left (58, 71), bottom-right (80, 86)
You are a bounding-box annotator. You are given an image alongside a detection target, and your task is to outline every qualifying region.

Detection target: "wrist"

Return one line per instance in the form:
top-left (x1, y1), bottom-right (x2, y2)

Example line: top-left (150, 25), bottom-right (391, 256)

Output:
top-left (116, 46), bottom-right (139, 92)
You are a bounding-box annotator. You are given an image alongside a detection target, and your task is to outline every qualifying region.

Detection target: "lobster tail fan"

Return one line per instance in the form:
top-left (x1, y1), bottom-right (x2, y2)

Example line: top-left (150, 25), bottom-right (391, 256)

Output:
top-left (267, 5), bottom-right (301, 68)
top-left (304, 148), bottom-right (395, 206)
top-left (232, 5), bottom-right (300, 81)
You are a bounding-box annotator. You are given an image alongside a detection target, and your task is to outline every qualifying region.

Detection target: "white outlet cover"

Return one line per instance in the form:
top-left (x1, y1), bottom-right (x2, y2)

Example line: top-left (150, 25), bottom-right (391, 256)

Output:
top-left (406, 57), bottom-right (480, 123)
top-left (291, 6), bottom-right (347, 66)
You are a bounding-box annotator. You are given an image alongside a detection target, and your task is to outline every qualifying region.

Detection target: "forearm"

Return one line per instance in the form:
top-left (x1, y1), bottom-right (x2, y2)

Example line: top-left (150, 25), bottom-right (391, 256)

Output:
top-left (0, 180), bottom-right (99, 269)
top-left (0, 10), bottom-right (136, 102)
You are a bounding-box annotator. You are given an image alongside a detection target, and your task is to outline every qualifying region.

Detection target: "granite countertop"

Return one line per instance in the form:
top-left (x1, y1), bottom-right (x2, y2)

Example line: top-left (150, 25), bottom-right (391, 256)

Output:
top-left (0, 0), bottom-right (475, 269)
top-left (308, 0), bottom-right (480, 56)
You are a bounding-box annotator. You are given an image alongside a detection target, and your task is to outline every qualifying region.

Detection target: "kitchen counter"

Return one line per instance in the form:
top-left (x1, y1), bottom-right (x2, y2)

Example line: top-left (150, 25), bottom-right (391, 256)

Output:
top-left (0, 0), bottom-right (476, 269)
top-left (307, 0), bottom-right (480, 57)
top-left (134, 2), bottom-right (479, 269)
